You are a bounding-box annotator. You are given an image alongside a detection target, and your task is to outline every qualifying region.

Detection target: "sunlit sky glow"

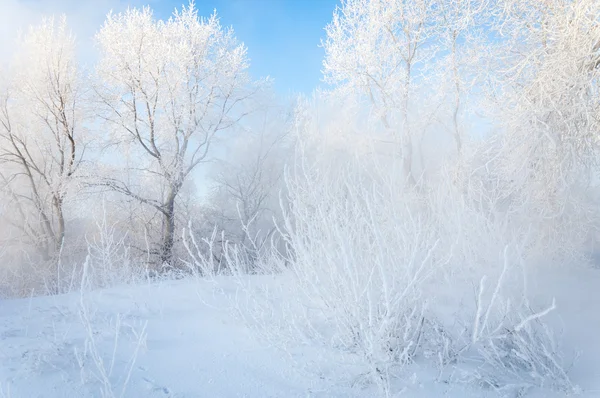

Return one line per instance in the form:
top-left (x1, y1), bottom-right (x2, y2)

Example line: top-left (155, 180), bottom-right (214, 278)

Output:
top-left (0, 0), bottom-right (339, 95)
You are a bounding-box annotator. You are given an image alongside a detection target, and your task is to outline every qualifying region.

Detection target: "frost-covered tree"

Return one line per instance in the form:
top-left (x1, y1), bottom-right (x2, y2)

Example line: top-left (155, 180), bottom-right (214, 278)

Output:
top-left (95, 2), bottom-right (258, 266)
top-left (437, 0), bottom-right (490, 155)
top-left (322, 0), bottom-right (442, 184)
top-left (0, 16), bottom-right (86, 260)
top-left (486, 0), bottom-right (600, 257)
top-left (204, 106), bottom-right (292, 267)
top-left (494, 0), bottom-right (600, 172)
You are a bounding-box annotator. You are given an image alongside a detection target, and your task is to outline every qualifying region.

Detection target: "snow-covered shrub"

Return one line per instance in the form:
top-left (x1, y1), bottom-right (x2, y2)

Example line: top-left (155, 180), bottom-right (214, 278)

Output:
top-left (279, 154), bottom-right (447, 393)
top-left (425, 147), bottom-right (578, 394)
top-left (201, 101), bottom-right (451, 394)
top-left (193, 94), bottom-right (579, 396)
top-left (0, 245), bottom-right (77, 298)
top-left (75, 256), bottom-right (148, 398)
top-left (84, 207), bottom-right (144, 290)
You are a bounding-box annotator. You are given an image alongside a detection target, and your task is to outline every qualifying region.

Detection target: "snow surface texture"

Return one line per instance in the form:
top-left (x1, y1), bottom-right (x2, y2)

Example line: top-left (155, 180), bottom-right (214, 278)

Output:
top-left (0, 272), bottom-right (599, 398)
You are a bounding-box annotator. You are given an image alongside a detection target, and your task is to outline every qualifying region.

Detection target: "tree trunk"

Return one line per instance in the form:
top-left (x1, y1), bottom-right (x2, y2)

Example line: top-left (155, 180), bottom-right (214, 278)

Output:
top-left (53, 195), bottom-right (65, 254)
top-left (452, 30), bottom-right (462, 157)
top-left (402, 135), bottom-right (416, 187)
top-left (160, 189), bottom-right (177, 266)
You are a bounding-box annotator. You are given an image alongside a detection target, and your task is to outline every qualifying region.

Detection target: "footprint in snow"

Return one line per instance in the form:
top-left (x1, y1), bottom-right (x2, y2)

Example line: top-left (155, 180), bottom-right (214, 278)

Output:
top-left (142, 376), bottom-right (171, 396)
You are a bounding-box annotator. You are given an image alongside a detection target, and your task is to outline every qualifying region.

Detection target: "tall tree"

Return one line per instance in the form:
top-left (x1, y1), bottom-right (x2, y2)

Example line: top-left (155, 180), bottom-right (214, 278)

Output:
top-left (322, 0), bottom-right (441, 185)
top-left (0, 16), bottom-right (86, 260)
top-left (95, 2), bottom-right (258, 266)
top-left (492, 0), bottom-right (600, 216)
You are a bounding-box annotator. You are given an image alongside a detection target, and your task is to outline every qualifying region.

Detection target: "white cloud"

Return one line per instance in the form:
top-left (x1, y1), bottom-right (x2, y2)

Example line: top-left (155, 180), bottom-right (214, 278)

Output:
top-left (0, 0), bottom-right (145, 66)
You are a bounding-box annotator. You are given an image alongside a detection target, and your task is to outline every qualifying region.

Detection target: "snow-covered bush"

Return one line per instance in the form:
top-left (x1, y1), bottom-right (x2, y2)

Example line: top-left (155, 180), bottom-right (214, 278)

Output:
top-left (426, 146), bottom-right (578, 394)
top-left (210, 96), bottom-right (579, 396)
top-left (75, 256), bottom-right (148, 398)
top-left (280, 156), bottom-right (445, 393)
top-left (84, 203), bottom-right (148, 289)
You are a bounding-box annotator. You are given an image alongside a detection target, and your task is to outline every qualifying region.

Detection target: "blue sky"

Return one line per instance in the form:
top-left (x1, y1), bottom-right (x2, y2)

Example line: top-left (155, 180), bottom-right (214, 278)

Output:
top-left (0, 0), bottom-right (339, 95)
top-left (155, 0), bottom-right (339, 95)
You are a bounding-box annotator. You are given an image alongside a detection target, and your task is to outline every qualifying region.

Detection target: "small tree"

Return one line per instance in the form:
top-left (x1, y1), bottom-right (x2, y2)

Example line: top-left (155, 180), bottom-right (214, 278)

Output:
top-left (95, 1), bottom-right (259, 266)
top-left (206, 107), bottom-right (292, 268)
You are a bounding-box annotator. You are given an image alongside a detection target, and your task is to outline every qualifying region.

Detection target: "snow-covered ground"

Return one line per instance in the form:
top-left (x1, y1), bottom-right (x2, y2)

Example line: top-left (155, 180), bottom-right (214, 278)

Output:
top-left (0, 277), bottom-right (363, 398)
top-left (1, 269), bottom-right (599, 398)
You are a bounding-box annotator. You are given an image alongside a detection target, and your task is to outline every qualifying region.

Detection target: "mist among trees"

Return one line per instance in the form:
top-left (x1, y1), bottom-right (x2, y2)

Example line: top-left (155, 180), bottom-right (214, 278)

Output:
top-left (1, 0), bottom-right (599, 396)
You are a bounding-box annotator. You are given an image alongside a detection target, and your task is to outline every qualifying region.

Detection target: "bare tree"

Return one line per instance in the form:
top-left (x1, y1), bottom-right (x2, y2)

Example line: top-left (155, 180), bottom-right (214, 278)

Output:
top-left (487, 0), bottom-right (600, 254)
top-left (94, 2), bottom-right (261, 266)
top-left (438, 0), bottom-right (490, 156)
top-left (0, 16), bottom-right (86, 260)
top-left (205, 107), bottom-right (292, 266)
top-left (322, 0), bottom-right (442, 185)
